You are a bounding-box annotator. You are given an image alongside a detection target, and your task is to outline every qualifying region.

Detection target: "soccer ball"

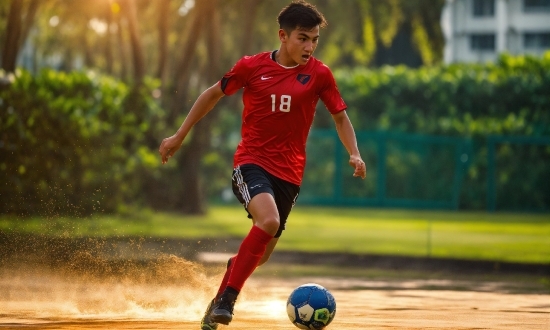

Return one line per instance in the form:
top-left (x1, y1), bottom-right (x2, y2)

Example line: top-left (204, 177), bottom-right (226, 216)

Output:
top-left (286, 283), bottom-right (336, 330)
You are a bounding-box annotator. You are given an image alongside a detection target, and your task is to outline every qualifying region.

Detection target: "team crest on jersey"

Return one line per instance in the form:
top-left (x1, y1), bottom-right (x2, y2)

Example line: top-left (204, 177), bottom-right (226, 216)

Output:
top-left (296, 74), bottom-right (311, 85)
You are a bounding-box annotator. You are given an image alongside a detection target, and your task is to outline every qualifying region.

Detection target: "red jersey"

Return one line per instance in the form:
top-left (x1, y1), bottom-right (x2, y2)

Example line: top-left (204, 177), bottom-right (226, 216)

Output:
top-left (219, 51), bottom-right (346, 185)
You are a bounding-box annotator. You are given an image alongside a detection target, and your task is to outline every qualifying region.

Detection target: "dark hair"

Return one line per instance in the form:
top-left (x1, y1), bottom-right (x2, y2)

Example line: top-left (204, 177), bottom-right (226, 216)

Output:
top-left (277, 0), bottom-right (327, 33)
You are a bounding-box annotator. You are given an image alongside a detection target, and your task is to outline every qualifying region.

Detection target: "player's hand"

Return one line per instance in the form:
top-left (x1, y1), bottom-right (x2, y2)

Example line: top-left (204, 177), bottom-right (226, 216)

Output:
top-left (349, 155), bottom-right (366, 179)
top-left (159, 135), bottom-right (183, 164)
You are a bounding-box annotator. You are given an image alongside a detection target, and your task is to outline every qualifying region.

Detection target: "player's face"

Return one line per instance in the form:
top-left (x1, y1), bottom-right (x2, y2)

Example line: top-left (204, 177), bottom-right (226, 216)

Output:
top-left (284, 26), bottom-right (320, 66)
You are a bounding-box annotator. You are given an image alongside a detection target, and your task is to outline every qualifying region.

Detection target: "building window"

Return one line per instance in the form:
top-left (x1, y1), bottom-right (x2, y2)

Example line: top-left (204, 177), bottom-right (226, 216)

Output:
top-left (524, 32), bottom-right (550, 49)
top-left (473, 0), bottom-right (495, 16)
top-left (471, 34), bottom-right (496, 51)
top-left (524, 0), bottom-right (550, 11)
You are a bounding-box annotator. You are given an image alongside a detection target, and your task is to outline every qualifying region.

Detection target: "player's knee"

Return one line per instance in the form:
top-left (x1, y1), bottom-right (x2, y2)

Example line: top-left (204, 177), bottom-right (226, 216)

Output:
top-left (257, 215), bottom-right (280, 236)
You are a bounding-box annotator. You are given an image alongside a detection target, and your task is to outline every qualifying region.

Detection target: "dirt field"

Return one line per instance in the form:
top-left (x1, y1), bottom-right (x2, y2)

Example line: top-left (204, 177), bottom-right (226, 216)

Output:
top-left (1, 250), bottom-right (548, 330)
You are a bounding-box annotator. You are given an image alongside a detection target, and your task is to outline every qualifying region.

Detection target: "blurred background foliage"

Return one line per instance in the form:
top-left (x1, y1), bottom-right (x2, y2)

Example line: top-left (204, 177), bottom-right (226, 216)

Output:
top-left (0, 0), bottom-right (548, 216)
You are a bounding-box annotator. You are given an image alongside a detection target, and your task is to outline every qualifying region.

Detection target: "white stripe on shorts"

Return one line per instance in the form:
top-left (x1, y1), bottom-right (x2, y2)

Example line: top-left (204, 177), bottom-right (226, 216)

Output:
top-left (233, 166), bottom-right (251, 208)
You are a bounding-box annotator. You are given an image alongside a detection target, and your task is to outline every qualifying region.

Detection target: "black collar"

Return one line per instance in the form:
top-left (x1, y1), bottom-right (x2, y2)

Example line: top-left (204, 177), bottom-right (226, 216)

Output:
top-left (271, 50), bottom-right (278, 62)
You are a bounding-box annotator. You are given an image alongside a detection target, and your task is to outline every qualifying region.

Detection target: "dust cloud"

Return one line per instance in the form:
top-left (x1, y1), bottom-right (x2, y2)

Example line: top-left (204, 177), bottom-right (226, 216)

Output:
top-left (0, 234), bottom-right (223, 323)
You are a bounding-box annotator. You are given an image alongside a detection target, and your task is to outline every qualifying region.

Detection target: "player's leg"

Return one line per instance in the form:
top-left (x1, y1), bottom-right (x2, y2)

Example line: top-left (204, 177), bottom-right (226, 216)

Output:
top-left (208, 165), bottom-right (277, 325)
top-left (256, 171), bottom-right (299, 267)
top-left (256, 175), bottom-right (298, 266)
top-left (247, 192), bottom-right (281, 234)
top-left (210, 193), bottom-right (278, 325)
top-left (202, 237), bottom-right (277, 329)
top-left (208, 164), bottom-right (299, 326)
top-left (224, 192), bottom-right (279, 289)
top-left (258, 236), bottom-right (279, 266)
top-left (215, 256), bottom-right (236, 300)
top-left (225, 165), bottom-right (282, 291)
top-left (209, 235), bottom-right (277, 306)
top-left (200, 256), bottom-right (235, 330)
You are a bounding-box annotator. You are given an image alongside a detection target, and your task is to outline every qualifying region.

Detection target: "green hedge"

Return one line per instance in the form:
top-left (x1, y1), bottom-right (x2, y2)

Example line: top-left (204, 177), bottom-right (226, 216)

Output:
top-left (0, 69), bottom-right (165, 216)
top-left (331, 52), bottom-right (550, 210)
top-left (336, 52), bottom-right (550, 136)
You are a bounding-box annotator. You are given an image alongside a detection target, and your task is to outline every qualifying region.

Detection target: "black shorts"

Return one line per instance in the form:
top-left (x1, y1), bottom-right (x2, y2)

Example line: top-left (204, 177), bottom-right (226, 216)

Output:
top-left (232, 164), bottom-right (300, 238)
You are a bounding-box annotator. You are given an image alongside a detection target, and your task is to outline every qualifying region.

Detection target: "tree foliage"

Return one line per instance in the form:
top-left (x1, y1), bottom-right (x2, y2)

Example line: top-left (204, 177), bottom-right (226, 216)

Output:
top-left (337, 52), bottom-right (550, 136)
top-left (0, 69), bottom-right (165, 216)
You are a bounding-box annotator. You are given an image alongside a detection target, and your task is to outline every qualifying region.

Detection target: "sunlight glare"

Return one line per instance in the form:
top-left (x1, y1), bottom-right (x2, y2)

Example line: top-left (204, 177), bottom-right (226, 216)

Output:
top-left (239, 298), bottom-right (287, 320)
top-left (89, 18), bottom-right (108, 35)
top-left (178, 0), bottom-right (195, 17)
top-left (262, 299), bottom-right (287, 319)
top-left (49, 16), bottom-right (59, 27)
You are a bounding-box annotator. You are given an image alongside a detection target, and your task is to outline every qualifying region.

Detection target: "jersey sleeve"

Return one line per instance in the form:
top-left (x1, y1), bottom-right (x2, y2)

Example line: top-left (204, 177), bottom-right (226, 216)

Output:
top-left (218, 56), bottom-right (251, 96)
top-left (318, 65), bottom-right (347, 114)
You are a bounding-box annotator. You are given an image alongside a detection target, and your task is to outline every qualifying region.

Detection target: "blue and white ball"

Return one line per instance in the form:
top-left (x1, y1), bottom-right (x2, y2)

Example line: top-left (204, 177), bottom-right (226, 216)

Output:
top-left (286, 283), bottom-right (337, 330)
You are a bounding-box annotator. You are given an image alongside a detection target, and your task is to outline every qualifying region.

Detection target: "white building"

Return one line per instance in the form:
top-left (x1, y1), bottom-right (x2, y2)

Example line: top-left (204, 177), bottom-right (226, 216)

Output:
top-left (442, 0), bottom-right (550, 63)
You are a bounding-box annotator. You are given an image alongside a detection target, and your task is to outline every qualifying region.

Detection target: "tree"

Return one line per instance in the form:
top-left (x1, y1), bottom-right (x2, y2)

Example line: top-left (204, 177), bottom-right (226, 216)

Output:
top-left (314, 0), bottom-right (445, 68)
top-left (120, 0), bottom-right (145, 84)
top-left (155, 0), bottom-right (170, 82)
top-left (169, 0), bottom-right (223, 214)
top-left (2, 0), bottom-right (40, 73)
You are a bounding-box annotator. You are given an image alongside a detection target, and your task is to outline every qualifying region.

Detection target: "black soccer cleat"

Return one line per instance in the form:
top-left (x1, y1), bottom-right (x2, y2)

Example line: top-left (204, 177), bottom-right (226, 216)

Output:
top-left (209, 291), bottom-right (237, 325)
top-left (200, 298), bottom-right (218, 330)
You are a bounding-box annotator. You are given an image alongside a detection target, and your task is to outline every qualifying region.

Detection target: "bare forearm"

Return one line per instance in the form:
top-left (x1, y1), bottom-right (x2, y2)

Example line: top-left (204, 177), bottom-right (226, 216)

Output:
top-left (333, 112), bottom-right (360, 157)
top-left (332, 110), bottom-right (366, 179)
top-left (159, 83), bottom-right (224, 164)
top-left (174, 83), bottom-right (224, 140)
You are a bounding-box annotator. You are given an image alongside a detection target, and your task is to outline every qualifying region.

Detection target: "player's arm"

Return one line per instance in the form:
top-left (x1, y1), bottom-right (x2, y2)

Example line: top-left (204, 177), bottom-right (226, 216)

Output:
top-left (159, 83), bottom-right (225, 164)
top-left (331, 110), bottom-right (366, 179)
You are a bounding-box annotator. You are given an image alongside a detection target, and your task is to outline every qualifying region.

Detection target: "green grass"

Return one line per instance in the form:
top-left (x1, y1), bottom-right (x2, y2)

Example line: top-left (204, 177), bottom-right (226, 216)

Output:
top-left (1, 205), bottom-right (549, 264)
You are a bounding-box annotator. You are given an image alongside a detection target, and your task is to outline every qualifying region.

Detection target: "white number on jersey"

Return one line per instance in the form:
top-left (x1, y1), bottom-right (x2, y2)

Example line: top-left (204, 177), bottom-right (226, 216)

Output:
top-left (271, 94), bottom-right (292, 112)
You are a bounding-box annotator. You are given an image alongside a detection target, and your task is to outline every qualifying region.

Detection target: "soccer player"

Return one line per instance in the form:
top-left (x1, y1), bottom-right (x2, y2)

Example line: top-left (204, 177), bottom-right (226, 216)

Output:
top-left (158, 1), bottom-right (366, 329)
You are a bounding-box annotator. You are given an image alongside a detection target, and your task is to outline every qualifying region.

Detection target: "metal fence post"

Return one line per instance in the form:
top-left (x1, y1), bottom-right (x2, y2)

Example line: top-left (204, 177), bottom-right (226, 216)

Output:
top-left (376, 131), bottom-right (387, 206)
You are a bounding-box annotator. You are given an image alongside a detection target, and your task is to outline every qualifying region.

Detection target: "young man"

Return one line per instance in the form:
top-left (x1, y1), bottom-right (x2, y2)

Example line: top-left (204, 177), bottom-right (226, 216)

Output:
top-left (159, 1), bottom-right (366, 329)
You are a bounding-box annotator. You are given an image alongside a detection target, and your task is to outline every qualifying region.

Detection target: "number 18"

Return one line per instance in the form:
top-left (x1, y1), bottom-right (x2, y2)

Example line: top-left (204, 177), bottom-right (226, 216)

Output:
top-left (271, 94), bottom-right (291, 112)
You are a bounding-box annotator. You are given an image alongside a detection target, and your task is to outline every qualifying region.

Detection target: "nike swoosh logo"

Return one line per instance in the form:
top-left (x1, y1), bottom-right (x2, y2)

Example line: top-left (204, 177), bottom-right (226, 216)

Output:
top-left (261, 76), bottom-right (273, 80)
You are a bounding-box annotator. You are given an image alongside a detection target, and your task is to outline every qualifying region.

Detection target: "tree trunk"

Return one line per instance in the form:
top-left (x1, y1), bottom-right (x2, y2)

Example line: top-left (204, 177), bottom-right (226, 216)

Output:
top-left (81, 17), bottom-right (95, 69)
top-left (171, 1), bottom-right (207, 214)
top-left (156, 0), bottom-right (170, 83)
top-left (116, 17), bottom-right (129, 82)
top-left (176, 134), bottom-right (207, 214)
top-left (2, 0), bottom-right (23, 72)
top-left (240, 0), bottom-right (259, 56)
top-left (171, 3), bottom-right (206, 121)
top-left (104, 1), bottom-right (114, 74)
top-left (121, 0), bottom-right (145, 84)
top-left (18, 0), bottom-right (39, 50)
top-left (172, 0), bottom-right (222, 214)
top-left (206, 0), bottom-right (221, 81)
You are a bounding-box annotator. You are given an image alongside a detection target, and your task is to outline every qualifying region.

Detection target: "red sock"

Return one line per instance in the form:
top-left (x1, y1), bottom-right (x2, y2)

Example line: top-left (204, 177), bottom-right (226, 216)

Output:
top-left (215, 256), bottom-right (236, 300)
top-left (226, 225), bottom-right (273, 292)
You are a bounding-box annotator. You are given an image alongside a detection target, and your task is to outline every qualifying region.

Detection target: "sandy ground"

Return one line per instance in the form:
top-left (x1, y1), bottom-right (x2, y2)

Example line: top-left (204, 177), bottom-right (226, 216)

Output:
top-left (0, 254), bottom-right (548, 330)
